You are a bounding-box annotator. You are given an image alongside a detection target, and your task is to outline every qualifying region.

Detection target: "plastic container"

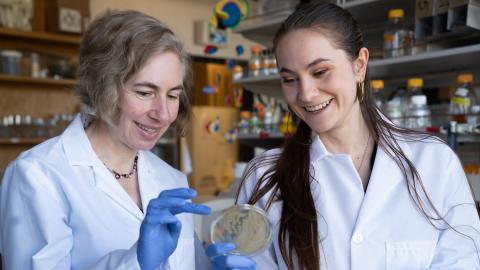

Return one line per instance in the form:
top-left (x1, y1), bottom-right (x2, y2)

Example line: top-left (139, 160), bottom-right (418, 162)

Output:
top-left (450, 73), bottom-right (476, 124)
top-left (210, 204), bottom-right (272, 256)
top-left (383, 9), bottom-right (414, 58)
top-left (0, 50), bottom-right (22, 75)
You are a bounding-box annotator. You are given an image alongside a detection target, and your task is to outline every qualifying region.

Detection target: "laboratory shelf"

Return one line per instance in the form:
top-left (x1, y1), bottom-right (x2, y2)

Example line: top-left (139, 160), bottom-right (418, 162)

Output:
top-left (234, 44), bottom-right (480, 98)
top-left (0, 137), bottom-right (45, 145)
top-left (0, 74), bottom-right (77, 86)
top-left (0, 27), bottom-right (81, 45)
top-left (235, 0), bottom-right (414, 46)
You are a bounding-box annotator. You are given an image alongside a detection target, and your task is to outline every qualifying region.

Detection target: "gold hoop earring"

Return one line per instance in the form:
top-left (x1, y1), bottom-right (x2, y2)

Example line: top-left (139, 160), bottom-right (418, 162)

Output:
top-left (357, 81), bottom-right (365, 103)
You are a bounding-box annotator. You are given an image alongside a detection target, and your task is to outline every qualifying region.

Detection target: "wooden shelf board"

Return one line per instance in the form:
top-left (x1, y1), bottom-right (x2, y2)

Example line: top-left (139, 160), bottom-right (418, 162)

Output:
top-left (0, 74), bottom-right (76, 86)
top-left (0, 27), bottom-right (81, 45)
top-left (0, 137), bottom-right (45, 145)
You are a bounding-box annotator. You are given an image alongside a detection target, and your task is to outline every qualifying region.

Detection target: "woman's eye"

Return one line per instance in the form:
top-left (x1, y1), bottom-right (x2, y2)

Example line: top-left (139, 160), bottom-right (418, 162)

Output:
top-left (313, 70), bottom-right (327, 77)
top-left (135, 91), bottom-right (154, 98)
top-left (281, 77), bottom-right (296, 84)
top-left (168, 94), bottom-right (180, 100)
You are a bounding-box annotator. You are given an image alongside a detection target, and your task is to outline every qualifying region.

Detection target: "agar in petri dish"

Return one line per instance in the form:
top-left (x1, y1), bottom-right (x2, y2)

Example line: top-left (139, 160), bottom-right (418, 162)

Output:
top-left (210, 204), bottom-right (273, 256)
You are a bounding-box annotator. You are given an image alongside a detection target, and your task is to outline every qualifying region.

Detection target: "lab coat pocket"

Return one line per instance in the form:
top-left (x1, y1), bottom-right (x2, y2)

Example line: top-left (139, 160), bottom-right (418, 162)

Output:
top-left (386, 241), bottom-right (436, 270)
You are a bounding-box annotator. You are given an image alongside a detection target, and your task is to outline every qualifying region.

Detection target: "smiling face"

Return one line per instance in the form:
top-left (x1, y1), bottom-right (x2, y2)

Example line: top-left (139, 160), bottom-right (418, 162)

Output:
top-left (276, 29), bottom-right (367, 135)
top-left (108, 51), bottom-right (184, 151)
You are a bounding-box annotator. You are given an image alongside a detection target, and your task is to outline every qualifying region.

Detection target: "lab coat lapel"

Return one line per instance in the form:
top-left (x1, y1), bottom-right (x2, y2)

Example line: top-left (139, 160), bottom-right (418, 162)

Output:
top-left (93, 167), bottom-right (144, 221)
top-left (137, 152), bottom-right (162, 213)
top-left (62, 114), bottom-right (144, 221)
top-left (353, 141), bottom-right (412, 230)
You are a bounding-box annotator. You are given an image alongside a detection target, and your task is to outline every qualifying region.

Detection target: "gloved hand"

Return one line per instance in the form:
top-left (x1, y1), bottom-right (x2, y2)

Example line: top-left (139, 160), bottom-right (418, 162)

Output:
top-left (137, 188), bottom-right (211, 270)
top-left (206, 243), bottom-right (256, 270)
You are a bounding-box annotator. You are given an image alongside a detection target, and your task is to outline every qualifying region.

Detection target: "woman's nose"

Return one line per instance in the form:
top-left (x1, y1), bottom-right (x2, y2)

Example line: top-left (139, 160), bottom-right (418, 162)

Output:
top-left (298, 79), bottom-right (317, 102)
top-left (151, 97), bottom-right (171, 122)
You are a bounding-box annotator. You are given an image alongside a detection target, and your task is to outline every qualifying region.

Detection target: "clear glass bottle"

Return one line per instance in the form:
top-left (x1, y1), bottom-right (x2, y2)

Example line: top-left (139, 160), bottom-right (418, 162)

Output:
top-left (30, 53), bottom-right (40, 78)
top-left (260, 49), bottom-right (270, 76)
top-left (407, 95), bottom-right (431, 129)
top-left (450, 73), bottom-right (476, 124)
top-left (370, 79), bottom-right (385, 109)
top-left (248, 45), bottom-right (262, 77)
top-left (268, 48), bottom-right (278, 75)
top-left (383, 9), bottom-right (414, 58)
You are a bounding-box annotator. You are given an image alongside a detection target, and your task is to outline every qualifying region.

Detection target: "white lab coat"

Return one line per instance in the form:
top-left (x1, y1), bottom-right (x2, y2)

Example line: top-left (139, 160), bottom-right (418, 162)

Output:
top-left (0, 114), bottom-right (209, 270)
top-left (239, 134), bottom-right (480, 270)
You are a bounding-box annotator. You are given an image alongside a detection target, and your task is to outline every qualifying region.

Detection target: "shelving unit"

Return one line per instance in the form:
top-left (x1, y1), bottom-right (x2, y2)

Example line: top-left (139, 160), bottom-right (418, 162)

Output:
top-left (0, 74), bottom-right (76, 86)
top-left (234, 0), bottom-right (480, 153)
top-left (0, 27), bottom-right (80, 171)
top-left (236, 0), bottom-right (414, 46)
top-left (234, 41), bottom-right (480, 97)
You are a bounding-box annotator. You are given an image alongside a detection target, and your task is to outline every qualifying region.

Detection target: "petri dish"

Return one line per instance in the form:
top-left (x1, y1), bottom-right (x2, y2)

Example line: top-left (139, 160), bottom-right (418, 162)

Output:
top-left (210, 204), bottom-right (273, 256)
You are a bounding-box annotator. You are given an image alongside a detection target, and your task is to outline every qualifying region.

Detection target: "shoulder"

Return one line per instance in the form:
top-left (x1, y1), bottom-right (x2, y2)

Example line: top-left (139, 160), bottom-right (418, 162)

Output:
top-left (11, 136), bottom-right (66, 173)
top-left (399, 136), bottom-right (457, 164)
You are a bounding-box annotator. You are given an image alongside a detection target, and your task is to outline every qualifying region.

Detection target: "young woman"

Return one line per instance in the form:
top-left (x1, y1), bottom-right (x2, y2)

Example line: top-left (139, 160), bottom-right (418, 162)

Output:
top-left (237, 2), bottom-right (480, 270)
top-left (0, 10), bottom-right (253, 270)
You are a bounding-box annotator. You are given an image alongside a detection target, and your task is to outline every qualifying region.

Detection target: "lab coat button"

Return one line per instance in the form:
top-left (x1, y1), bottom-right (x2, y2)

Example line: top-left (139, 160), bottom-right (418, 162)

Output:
top-left (352, 233), bottom-right (364, 244)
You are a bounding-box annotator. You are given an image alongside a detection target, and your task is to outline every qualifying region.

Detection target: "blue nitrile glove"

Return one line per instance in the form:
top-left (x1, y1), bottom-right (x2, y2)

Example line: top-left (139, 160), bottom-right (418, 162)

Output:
top-left (137, 188), bottom-right (211, 270)
top-left (206, 243), bottom-right (256, 270)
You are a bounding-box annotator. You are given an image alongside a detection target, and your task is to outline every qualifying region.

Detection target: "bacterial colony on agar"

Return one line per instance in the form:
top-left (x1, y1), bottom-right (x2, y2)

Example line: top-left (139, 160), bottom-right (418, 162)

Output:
top-left (210, 204), bottom-right (273, 255)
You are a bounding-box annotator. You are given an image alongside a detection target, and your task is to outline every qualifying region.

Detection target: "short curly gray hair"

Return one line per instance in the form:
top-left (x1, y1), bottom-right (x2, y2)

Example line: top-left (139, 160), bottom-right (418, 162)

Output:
top-left (74, 10), bottom-right (192, 135)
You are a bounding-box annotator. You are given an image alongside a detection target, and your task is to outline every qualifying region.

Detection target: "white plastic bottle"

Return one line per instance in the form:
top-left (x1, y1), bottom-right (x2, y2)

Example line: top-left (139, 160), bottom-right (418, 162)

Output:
top-left (407, 95), bottom-right (431, 129)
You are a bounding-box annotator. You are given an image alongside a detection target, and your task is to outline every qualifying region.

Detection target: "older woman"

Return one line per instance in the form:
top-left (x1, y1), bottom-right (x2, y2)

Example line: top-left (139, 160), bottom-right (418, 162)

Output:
top-left (0, 10), bottom-right (245, 270)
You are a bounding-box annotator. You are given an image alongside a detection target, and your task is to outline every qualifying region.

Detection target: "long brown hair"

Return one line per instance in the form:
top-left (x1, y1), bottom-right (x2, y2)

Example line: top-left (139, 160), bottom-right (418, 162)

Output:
top-left (237, 2), bottom-right (454, 269)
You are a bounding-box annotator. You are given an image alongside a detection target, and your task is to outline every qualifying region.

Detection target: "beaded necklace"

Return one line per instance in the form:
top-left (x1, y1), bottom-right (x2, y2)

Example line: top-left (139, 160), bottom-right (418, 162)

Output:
top-left (104, 155), bottom-right (138, 180)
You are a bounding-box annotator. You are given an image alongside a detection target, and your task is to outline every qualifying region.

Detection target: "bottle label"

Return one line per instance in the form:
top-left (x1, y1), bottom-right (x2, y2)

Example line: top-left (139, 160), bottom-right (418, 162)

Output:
top-left (454, 87), bottom-right (469, 97)
top-left (452, 97), bottom-right (471, 106)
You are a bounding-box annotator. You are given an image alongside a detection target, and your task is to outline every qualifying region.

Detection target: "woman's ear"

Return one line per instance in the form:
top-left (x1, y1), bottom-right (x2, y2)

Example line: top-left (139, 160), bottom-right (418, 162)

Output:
top-left (354, 47), bottom-right (369, 81)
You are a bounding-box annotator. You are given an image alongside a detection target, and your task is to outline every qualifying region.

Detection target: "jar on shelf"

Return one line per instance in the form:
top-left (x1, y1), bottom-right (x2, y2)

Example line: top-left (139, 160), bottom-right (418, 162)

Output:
top-left (0, 50), bottom-right (23, 75)
top-left (260, 49), bottom-right (271, 76)
top-left (30, 53), bottom-right (40, 78)
top-left (383, 9), bottom-right (414, 58)
top-left (268, 48), bottom-right (278, 75)
top-left (232, 65), bottom-right (243, 81)
top-left (248, 45), bottom-right (263, 77)
top-left (450, 73), bottom-right (476, 124)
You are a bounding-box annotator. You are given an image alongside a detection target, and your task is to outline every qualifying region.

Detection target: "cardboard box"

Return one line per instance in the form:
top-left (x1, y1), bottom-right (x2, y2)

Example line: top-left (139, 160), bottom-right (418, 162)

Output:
top-left (45, 0), bottom-right (89, 34)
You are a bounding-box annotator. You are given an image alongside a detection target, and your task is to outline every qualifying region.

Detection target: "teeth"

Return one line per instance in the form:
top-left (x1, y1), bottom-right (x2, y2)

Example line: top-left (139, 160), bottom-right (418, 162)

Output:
top-left (305, 98), bottom-right (333, 112)
top-left (136, 122), bottom-right (157, 133)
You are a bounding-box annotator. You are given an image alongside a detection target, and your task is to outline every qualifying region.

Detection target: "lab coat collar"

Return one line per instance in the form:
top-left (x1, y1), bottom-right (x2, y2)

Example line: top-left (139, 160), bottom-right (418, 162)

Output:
top-left (61, 114), bottom-right (149, 220)
top-left (310, 134), bottom-right (332, 162)
top-left (61, 114), bottom-right (103, 167)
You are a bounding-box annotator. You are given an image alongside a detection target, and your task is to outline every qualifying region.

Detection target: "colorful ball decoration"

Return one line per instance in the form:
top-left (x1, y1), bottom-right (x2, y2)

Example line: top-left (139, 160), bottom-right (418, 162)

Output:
top-left (215, 0), bottom-right (250, 28)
